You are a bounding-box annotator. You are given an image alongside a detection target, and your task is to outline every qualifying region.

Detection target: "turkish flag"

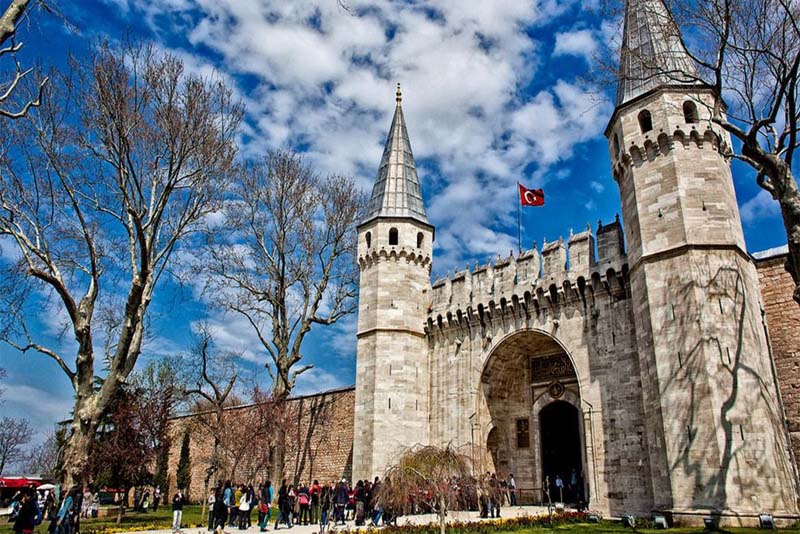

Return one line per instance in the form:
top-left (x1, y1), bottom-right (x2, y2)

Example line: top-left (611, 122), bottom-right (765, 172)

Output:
top-left (519, 184), bottom-right (544, 207)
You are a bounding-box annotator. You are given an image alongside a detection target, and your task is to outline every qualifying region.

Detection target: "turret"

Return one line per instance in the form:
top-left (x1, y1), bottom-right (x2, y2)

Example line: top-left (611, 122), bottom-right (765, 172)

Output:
top-left (605, 0), bottom-right (797, 518)
top-left (352, 85), bottom-right (433, 480)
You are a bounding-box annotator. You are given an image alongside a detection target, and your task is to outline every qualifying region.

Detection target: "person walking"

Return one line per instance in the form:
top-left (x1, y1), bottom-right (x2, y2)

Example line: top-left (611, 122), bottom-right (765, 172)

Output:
top-left (353, 481), bottom-right (365, 526)
top-left (334, 481), bottom-right (348, 525)
top-left (309, 480), bottom-right (320, 526)
top-left (237, 487), bottom-right (251, 530)
top-left (319, 483), bottom-right (332, 532)
top-left (248, 485), bottom-right (256, 528)
top-left (508, 474), bottom-right (517, 506)
top-left (55, 489), bottom-right (74, 534)
top-left (13, 489), bottom-right (37, 534)
top-left (274, 480), bottom-right (290, 530)
top-left (208, 489), bottom-right (217, 531)
top-left (297, 483), bottom-right (310, 525)
top-left (153, 487), bottom-right (161, 512)
top-left (213, 489), bottom-right (229, 534)
top-left (172, 490), bottom-right (184, 532)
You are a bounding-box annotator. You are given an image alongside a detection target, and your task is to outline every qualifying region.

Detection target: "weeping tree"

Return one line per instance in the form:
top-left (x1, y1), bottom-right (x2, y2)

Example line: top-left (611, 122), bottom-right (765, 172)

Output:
top-left (0, 42), bottom-right (242, 488)
top-left (380, 445), bottom-right (475, 534)
top-left (607, 0), bottom-right (800, 303)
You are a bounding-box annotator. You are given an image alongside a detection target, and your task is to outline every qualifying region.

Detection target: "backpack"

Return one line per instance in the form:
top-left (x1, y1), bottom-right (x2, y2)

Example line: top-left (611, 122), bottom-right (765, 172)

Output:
top-left (298, 494), bottom-right (309, 506)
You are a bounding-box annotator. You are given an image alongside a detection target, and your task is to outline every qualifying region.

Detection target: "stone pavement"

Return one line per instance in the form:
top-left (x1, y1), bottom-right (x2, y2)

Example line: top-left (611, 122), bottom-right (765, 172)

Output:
top-left (137, 506), bottom-right (552, 534)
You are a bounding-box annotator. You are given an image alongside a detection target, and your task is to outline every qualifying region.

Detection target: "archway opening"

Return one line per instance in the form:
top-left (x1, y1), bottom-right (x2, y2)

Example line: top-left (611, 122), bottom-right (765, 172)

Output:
top-left (480, 330), bottom-right (585, 505)
top-left (540, 400), bottom-right (583, 504)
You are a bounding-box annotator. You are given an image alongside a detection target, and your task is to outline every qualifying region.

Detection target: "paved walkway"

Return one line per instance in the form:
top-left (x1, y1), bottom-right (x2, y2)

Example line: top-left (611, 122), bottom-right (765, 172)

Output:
top-left (137, 506), bottom-right (552, 534)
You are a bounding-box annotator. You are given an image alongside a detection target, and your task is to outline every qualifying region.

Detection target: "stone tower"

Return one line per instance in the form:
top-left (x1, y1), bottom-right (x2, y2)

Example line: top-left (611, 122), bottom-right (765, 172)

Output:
top-left (606, 0), bottom-right (798, 517)
top-left (352, 85), bottom-right (434, 481)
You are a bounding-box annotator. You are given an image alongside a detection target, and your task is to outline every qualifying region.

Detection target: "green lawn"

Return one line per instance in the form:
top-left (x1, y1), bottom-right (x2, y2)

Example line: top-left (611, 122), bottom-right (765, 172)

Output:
top-left (2, 508), bottom-right (797, 534)
top-left (0, 504), bottom-right (212, 534)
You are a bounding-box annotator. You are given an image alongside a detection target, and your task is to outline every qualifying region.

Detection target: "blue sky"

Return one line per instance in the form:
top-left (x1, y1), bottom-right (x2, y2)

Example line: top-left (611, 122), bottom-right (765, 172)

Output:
top-left (0, 0), bottom-right (790, 449)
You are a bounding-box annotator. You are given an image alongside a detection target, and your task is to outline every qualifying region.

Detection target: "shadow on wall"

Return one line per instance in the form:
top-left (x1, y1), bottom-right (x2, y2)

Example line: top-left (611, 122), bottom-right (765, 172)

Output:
top-left (290, 394), bottom-right (354, 485)
top-left (654, 257), bottom-right (793, 512)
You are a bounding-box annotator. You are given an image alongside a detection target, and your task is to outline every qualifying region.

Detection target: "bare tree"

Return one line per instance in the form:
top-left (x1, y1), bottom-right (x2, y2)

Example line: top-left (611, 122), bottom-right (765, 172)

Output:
top-left (0, 42), bottom-right (243, 488)
top-left (201, 151), bottom-right (362, 480)
top-left (0, 0), bottom-right (48, 118)
top-left (183, 328), bottom-right (238, 521)
top-left (204, 150), bottom-right (364, 400)
top-left (0, 417), bottom-right (33, 475)
top-left (380, 445), bottom-right (475, 534)
top-left (23, 431), bottom-right (60, 477)
top-left (608, 0), bottom-right (800, 303)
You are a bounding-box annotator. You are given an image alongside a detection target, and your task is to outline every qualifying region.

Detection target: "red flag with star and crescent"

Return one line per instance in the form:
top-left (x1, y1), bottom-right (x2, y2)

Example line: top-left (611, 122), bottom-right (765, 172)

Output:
top-left (519, 184), bottom-right (544, 207)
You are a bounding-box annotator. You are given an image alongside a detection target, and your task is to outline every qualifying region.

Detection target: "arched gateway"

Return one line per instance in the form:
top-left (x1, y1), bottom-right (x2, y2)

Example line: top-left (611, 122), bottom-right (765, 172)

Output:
top-left (479, 331), bottom-right (589, 505)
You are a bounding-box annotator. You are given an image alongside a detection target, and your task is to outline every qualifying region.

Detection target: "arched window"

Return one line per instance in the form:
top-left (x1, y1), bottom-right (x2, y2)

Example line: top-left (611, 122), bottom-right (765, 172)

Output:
top-left (613, 133), bottom-right (621, 156)
top-left (683, 101), bottom-right (699, 124)
top-left (417, 232), bottom-right (424, 248)
top-left (365, 231), bottom-right (371, 249)
top-left (638, 109), bottom-right (653, 133)
top-left (389, 227), bottom-right (398, 246)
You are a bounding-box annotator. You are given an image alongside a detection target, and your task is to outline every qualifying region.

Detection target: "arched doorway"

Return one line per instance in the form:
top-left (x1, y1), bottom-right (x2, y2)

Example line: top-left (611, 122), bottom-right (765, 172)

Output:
top-left (540, 401), bottom-right (583, 504)
top-left (480, 330), bottom-right (587, 505)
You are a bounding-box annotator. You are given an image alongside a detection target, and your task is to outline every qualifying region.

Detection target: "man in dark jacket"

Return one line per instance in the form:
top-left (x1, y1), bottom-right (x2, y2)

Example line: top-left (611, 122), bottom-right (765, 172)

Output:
top-left (274, 480), bottom-right (290, 530)
top-left (13, 489), bottom-right (37, 534)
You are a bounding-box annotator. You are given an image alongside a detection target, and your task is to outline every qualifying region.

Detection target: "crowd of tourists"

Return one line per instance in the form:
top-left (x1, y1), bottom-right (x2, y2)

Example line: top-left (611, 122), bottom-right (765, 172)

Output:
top-left (5, 485), bottom-right (83, 534)
top-left (204, 478), bottom-right (394, 534)
top-left (3, 470), bottom-right (576, 534)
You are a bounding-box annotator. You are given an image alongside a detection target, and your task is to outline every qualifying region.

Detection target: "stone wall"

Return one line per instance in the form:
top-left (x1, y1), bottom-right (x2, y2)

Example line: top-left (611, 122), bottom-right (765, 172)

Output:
top-left (165, 387), bottom-right (355, 502)
top-left (756, 252), bottom-right (800, 476)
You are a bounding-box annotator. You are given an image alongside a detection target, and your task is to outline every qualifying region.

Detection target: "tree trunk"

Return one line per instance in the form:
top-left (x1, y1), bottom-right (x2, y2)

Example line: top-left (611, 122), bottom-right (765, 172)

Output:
top-left (60, 416), bottom-right (96, 490)
top-left (116, 501), bottom-right (125, 525)
top-left (439, 498), bottom-right (447, 534)
top-left (270, 432), bottom-right (286, 486)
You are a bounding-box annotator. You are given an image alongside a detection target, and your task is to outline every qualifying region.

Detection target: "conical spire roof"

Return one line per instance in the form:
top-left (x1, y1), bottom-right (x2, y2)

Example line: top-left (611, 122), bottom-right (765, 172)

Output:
top-left (616, 0), bottom-right (699, 106)
top-left (362, 84), bottom-right (429, 225)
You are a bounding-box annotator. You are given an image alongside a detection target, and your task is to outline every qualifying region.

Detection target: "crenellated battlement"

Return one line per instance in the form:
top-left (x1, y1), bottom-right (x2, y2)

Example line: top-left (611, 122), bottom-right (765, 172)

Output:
top-left (358, 245), bottom-right (433, 271)
top-left (426, 217), bottom-right (629, 328)
top-left (612, 125), bottom-right (730, 179)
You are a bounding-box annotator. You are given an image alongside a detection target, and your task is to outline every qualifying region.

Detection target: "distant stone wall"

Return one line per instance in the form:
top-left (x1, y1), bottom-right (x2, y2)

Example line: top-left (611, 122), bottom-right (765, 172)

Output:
top-left (165, 387), bottom-right (354, 502)
top-left (756, 253), bottom-right (800, 475)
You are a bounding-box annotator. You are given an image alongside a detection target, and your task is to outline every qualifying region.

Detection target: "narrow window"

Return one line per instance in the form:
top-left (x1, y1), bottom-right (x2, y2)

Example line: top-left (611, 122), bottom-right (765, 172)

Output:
top-left (638, 109), bottom-right (653, 133)
top-left (417, 232), bottom-right (424, 248)
top-left (516, 418), bottom-right (530, 448)
top-left (613, 133), bottom-right (621, 156)
top-left (389, 227), bottom-right (398, 246)
top-left (683, 101), bottom-right (699, 124)
top-left (388, 397), bottom-right (391, 410)
top-left (365, 231), bottom-right (371, 249)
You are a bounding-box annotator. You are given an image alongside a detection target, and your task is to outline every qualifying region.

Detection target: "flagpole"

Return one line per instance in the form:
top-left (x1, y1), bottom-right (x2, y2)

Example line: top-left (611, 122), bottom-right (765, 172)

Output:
top-left (516, 182), bottom-right (522, 254)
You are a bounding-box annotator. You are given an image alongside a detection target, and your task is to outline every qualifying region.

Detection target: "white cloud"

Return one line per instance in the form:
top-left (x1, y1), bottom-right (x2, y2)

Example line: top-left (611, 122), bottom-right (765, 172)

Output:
top-left (553, 29), bottom-right (598, 62)
top-left (590, 180), bottom-right (605, 193)
top-left (740, 189), bottom-right (780, 224)
top-left (117, 0), bottom-right (611, 273)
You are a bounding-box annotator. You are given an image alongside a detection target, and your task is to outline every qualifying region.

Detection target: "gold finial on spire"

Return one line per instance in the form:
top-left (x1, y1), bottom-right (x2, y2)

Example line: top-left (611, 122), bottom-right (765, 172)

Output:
top-left (396, 83), bottom-right (402, 104)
